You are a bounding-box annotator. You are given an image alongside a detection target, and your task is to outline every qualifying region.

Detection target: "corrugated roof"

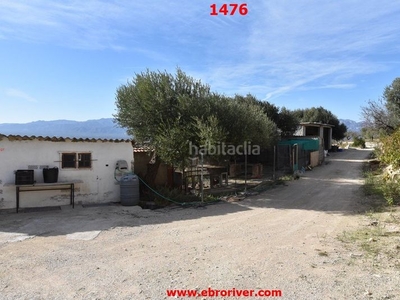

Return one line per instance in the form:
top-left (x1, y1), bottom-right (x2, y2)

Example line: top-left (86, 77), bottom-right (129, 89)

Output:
top-left (299, 122), bottom-right (334, 127)
top-left (0, 134), bottom-right (132, 143)
top-left (279, 138), bottom-right (320, 151)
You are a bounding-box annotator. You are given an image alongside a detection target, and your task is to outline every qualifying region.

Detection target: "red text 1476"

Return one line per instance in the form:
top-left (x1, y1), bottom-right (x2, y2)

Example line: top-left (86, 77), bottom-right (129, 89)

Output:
top-left (210, 4), bottom-right (248, 16)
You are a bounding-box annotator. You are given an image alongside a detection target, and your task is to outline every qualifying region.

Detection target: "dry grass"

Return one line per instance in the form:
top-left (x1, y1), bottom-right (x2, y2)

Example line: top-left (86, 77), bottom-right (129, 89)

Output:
top-left (338, 208), bottom-right (400, 269)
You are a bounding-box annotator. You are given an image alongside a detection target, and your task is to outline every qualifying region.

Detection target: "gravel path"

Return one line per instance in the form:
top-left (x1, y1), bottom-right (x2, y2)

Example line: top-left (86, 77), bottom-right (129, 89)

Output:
top-left (1, 148), bottom-right (399, 300)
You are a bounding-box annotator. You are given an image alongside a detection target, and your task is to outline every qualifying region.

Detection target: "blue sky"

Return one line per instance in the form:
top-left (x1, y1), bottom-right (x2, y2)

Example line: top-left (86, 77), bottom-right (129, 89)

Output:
top-left (1, 1), bottom-right (399, 124)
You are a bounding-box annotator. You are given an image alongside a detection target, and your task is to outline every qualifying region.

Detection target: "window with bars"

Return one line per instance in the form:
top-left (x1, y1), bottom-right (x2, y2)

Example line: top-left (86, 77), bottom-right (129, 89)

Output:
top-left (61, 152), bottom-right (92, 169)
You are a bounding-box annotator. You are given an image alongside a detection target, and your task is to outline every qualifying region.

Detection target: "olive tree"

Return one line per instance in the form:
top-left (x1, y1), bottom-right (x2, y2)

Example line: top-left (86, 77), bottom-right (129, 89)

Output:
top-left (294, 106), bottom-right (347, 140)
top-left (114, 68), bottom-right (278, 184)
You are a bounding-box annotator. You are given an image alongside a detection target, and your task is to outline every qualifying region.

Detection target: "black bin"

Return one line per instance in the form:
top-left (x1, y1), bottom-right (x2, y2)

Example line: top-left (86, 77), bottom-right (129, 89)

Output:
top-left (43, 167), bottom-right (59, 183)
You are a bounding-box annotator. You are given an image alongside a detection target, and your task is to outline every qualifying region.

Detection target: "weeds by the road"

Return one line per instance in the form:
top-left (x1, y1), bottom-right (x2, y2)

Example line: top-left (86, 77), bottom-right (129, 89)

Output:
top-left (338, 210), bottom-right (400, 269)
top-left (338, 157), bottom-right (400, 269)
top-left (362, 151), bottom-right (400, 206)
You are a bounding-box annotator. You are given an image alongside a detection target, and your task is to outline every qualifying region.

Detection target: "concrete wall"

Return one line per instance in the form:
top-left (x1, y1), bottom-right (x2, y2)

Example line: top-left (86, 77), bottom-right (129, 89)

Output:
top-left (295, 124), bottom-right (333, 151)
top-left (0, 137), bottom-right (133, 210)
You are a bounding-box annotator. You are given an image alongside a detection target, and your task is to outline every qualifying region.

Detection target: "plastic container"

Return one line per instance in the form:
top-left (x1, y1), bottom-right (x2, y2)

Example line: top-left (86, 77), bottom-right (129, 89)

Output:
top-left (120, 174), bottom-right (140, 206)
top-left (15, 170), bottom-right (34, 185)
top-left (43, 167), bottom-right (59, 183)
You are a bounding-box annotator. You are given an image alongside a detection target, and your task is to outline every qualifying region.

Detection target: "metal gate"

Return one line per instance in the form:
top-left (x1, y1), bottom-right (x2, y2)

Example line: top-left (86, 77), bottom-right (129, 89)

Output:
top-left (277, 144), bottom-right (311, 174)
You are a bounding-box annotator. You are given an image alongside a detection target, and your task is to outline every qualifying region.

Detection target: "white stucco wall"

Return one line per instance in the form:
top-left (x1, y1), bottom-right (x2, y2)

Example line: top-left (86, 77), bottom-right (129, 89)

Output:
top-left (0, 136), bottom-right (133, 210)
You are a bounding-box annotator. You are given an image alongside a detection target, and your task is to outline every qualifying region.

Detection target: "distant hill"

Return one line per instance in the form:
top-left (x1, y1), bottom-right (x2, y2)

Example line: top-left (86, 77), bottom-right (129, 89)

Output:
top-left (339, 119), bottom-right (365, 133)
top-left (0, 118), bottom-right (130, 139)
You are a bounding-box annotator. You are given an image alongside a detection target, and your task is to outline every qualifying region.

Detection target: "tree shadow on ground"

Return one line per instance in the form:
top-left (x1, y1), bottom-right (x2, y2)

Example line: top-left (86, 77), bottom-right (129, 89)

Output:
top-left (0, 149), bottom-right (374, 241)
top-left (0, 199), bottom-right (252, 241)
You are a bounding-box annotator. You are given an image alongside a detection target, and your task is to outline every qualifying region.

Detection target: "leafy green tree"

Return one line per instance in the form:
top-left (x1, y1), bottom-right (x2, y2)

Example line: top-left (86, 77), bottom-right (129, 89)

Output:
top-left (114, 68), bottom-right (279, 183)
top-left (204, 94), bottom-right (279, 153)
top-left (333, 123), bottom-right (347, 141)
top-left (380, 128), bottom-right (400, 168)
top-left (277, 107), bottom-right (300, 136)
top-left (384, 78), bottom-right (400, 117)
top-left (114, 68), bottom-right (213, 180)
top-left (361, 127), bottom-right (378, 141)
top-left (115, 68), bottom-right (212, 143)
top-left (234, 94), bottom-right (279, 121)
top-left (234, 94), bottom-right (299, 136)
top-left (194, 115), bottom-right (226, 147)
top-left (352, 136), bottom-right (366, 148)
top-left (229, 97), bottom-right (278, 147)
top-left (293, 107), bottom-right (347, 140)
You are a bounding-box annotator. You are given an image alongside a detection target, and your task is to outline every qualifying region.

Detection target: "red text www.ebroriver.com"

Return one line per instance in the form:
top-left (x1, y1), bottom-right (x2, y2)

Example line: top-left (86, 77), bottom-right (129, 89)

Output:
top-left (167, 288), bottom-right (282, 298)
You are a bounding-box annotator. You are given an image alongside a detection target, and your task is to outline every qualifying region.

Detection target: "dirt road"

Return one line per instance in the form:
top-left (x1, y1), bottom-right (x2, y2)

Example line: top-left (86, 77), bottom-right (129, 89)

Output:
top-left (1, 148), bottom-right (399, 299)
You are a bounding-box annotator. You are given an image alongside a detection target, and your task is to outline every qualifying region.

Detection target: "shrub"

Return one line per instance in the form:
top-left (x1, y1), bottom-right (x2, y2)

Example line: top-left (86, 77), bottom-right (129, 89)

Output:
top-left (381, 180), bottom-right (400, 206)
top-left (380, 129), bottom-right (400, 168)
top-left (353, 136), bottom-right (366, 148)
top-left (363, 170), bottom-right (400, 206)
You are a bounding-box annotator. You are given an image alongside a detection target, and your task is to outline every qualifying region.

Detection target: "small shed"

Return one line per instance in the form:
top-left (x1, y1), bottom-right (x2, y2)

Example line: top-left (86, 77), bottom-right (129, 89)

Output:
top-left (277, 137), bottom-right (323, 173)
top-left (0, 134), bottom-right (133, 211)
top-left (295, 122), bottom-right (334, 150)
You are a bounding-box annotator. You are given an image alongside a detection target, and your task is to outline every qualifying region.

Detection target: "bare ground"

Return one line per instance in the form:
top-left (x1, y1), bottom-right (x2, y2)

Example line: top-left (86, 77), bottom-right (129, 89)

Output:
top-left (0, 148), bottom-right (399, 300)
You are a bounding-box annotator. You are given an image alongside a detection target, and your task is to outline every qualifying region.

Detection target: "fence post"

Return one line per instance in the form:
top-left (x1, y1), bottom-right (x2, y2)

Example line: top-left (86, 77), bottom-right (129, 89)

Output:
top-left (201, 153), bottom-right (204, 202)
top-left (273, 145), bottom-right (276, 181)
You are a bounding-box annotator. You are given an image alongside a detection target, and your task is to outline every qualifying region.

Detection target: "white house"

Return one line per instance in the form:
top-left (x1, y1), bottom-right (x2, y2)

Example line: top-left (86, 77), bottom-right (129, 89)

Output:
top-left (0, 134), bottom-right (133, 211)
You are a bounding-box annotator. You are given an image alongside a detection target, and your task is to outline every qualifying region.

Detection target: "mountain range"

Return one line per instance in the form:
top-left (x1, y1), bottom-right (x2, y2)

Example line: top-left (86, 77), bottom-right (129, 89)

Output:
top-left (0, 118), bottom-right (364, 139)
top-left (0, 118), bottom-right (130, 139)
top-left (339, 119), bottom-right (365, 133)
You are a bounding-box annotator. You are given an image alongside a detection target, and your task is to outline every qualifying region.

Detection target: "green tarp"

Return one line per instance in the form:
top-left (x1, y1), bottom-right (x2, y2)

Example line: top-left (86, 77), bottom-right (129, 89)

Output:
top-left (278, 138), bottom-right (320, 151)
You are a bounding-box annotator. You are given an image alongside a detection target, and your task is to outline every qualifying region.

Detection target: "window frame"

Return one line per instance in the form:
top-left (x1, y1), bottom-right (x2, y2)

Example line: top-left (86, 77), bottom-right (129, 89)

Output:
top-left (60, 152), bottom-right (93, 170)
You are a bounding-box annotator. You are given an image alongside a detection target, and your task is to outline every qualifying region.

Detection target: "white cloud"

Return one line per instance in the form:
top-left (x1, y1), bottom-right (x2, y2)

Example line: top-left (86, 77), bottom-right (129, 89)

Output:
top-left (1, 0), bottom-right (400, 100)
top-left (0, 1), bottom-right (206, 49)
top-left (194, 1), bottom-right (400, 99)
top-left (6, 88), bottom-right (37, 102)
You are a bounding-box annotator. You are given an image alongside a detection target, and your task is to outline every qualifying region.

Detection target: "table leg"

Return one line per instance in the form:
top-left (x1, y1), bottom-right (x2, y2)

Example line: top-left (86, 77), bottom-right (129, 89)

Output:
top-left (16, 186), bottom-right (19, 213)
top-left (72, 183), bottom-right (74, 208)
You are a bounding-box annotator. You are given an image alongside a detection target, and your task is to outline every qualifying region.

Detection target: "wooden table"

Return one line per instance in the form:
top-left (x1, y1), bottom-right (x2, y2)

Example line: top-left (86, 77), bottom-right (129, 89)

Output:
top-left (16, 182), bottom-right (75, 213)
